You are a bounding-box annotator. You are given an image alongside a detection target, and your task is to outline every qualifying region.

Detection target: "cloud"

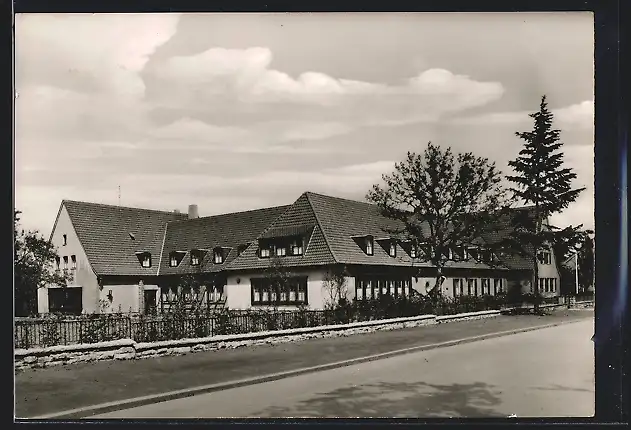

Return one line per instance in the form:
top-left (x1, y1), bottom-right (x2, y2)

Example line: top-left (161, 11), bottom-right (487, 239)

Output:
top-left (16, 13), bottom-right (181, 98)
top-left (447, 100), bottom-right (594, 131)
top-left (148, 47), bottom-right (505, 126)
top-left (555, 100), bottom-right (594, 129)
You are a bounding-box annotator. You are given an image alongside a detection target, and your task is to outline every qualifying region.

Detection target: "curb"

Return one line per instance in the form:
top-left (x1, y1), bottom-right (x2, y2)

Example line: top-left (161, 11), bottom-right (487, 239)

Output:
top-left (26, 318), bottom-right (585, 420)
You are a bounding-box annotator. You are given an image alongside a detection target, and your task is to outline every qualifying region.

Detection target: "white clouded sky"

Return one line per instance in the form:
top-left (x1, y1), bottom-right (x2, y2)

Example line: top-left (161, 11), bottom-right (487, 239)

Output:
top-left (14, 12), bottom-right (594, 236)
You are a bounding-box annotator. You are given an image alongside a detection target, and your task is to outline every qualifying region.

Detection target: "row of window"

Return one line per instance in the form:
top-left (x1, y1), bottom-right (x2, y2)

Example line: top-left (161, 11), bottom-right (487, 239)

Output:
top-left (132, 245), bottom-right (248, 269)
top-left (251, 277), bottom-right (308, 305)
top-left (55, 255), bottom-right (77, 270)
top-left (355, 236), bottom-right (502, 264)
top-left (355, 278), bottom-right (412, 300)
top-left (535, 277), bottom-right (557, 293)
top-left (259, 237), bottom-right (304, 258)
top-left (453, 278), bottom-right (504, 297)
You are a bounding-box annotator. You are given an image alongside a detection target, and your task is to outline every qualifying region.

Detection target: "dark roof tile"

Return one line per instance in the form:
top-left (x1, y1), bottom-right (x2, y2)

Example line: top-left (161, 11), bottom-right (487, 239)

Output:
top-left (63, 200), bottom-right (187, 276)
top-left (159, 205), bottom-right (290, 275)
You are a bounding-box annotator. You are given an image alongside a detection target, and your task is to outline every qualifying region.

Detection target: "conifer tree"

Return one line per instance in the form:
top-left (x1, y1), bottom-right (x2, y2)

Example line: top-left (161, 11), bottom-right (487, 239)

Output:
top-left (506, 95), bottom-right (586, 313)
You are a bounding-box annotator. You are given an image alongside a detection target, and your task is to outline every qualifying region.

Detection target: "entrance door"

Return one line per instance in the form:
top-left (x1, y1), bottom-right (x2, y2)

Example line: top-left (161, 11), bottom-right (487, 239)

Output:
top-left (144, 290), bottom-right (157, 315)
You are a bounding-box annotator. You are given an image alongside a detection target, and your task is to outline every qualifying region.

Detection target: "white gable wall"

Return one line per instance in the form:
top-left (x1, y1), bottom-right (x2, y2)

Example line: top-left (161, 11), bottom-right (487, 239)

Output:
top-left (41, 204), bottom-right (100, 314)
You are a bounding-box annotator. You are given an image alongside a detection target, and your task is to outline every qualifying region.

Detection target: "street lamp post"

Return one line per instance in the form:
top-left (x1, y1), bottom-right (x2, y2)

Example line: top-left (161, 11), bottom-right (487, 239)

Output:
top-left (574, 249), bottom-right (579, 295)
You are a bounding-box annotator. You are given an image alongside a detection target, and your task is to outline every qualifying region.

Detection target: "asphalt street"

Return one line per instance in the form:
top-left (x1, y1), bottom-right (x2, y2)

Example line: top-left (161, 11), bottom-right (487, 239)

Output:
top-left (94, 318), bottom-right (594, 418)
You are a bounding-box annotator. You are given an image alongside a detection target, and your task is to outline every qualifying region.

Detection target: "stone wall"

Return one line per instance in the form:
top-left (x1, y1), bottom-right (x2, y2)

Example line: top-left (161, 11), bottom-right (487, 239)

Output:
top-left (13, 309), bottom-right (525, 371)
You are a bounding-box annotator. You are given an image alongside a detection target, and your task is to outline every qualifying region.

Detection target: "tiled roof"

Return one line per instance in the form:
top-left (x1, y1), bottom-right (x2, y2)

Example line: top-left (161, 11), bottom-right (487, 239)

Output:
top-left (62, 200), bottom-right (187, 276)
top-left (225, 193), bottom-right (337, 271)
top-left (307, 192), bottom-right (534, 271)
top-left (159, 205), bottom-right (290, 275)
top-left (62, 192), bottom-right (538, 277)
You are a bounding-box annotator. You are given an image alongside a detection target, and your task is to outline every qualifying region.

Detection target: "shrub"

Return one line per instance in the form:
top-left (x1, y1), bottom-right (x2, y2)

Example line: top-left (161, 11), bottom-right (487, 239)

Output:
top-left (40, 314), bottom-right (63, 347)
top-left (213, 308), bottom-right (237, 336)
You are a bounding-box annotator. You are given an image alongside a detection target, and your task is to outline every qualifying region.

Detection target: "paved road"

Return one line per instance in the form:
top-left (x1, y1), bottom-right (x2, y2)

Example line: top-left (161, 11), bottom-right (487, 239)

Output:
top-left (95, 319), bottom-right (594, 419)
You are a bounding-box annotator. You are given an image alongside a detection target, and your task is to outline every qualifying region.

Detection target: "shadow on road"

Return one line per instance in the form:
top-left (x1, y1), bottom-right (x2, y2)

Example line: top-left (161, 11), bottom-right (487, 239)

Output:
top-left (252, 380), bottom-right (504, 418)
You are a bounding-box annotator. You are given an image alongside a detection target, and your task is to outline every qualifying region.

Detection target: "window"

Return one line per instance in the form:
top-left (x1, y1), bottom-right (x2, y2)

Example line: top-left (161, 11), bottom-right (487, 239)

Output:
top-left (62, 234), bottom-right (67, 246)
top-left (136, 252), bottom-right (152, 268)
top-left (276, 246), bottom-right (287, 257)
top-left (493, 278), bottom-right (503, 295)
top-left (48, 287), bottom-right (82, 315)
top-left (191, 253), bottom-right (201, 266)
top-left (251, 277), bottom-right (308, 306)
top-left (448, 248), bottom-right (454, 260)
top-left (71, 255), bottom-right (77, 270)
top-left (142, 255), bottom-right (151, 268)
top-left (209, 286), bottom-right (224, 302)
top-left (291, 239), bottom-right (304, 256)
top-left (356, 277), bottom-right (411, 300)
top-left (481, 278), bottom-right (490, 295)
top-left (365, 237), bottom-right (374, 255)
top-left (63, 256), bottom-right (68, 270)
top-left (453, 278), bottom-right (465, 296)
top-left (480, 249), bottom-right (493, 264)
top-left (260, 247), bottom-right (271, 258)
top-left (538, 278), bottom-right (556, 293)
top-left (55, 256), bottom-right (60, 270)
top-left (467, 278), bottom-right (478, 296)
top-left (410, 246), bottom-right (417, 258)
top-left (389, 242), bottom-right (396, 257)
top-left (213, 249), bottom-right (223, 264)
top-left (169, 251), bottom-right (186, 267)
top-left (537, 249), bottom-right (552, 265)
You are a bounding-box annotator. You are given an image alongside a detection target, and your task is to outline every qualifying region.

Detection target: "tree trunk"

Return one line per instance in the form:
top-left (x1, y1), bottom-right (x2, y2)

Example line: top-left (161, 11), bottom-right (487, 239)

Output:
top-left (533, 204), bottom-right (541, 315)
top-left (533, 250), bottom-right (540, 314)
top-left (433, 265), bottom-right (444, 295)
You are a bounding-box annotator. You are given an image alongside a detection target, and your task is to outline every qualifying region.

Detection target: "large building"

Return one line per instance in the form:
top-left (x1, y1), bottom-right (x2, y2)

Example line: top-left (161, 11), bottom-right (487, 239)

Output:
top-left (38, 192), bottom-right (562, 315)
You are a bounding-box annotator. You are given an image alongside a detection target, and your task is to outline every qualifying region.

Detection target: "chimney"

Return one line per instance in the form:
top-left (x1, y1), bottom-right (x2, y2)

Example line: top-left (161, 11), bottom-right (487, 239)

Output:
top-left (188, 204), bottom-right (199, 219)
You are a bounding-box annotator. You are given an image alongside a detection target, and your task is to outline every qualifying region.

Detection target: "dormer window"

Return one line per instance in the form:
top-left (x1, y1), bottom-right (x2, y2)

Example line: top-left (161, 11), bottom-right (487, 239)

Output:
top-left (62, 234), bottom-right (67, 246)
top-left (213, 248), bottom-right (224, 264)
top-left (135, 252), bottom-right (152, 268)
top-left (290, 239), bottom-right (303, 256)
top-left (169, 251), bottom-right (186, 267)
top-left (410, 247), bottom-right (416, 258)
top-left (191, 249), bottom-right (208, 266)
top-left (260, 247), bottom-right (271, 258)
top-left (276, 245), bottom-right (287, 257)
top-left (366, 237), bottom-right (374, 255)
top-left (389, 242), bottom-right (396, 257)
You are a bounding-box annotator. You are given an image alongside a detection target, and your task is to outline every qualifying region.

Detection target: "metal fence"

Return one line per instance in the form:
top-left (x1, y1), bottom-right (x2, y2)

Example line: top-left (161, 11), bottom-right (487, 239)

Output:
top-left (14, 294), bottom-right (542, 349)
top-left (14, 310), bottom-right (338, 349)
